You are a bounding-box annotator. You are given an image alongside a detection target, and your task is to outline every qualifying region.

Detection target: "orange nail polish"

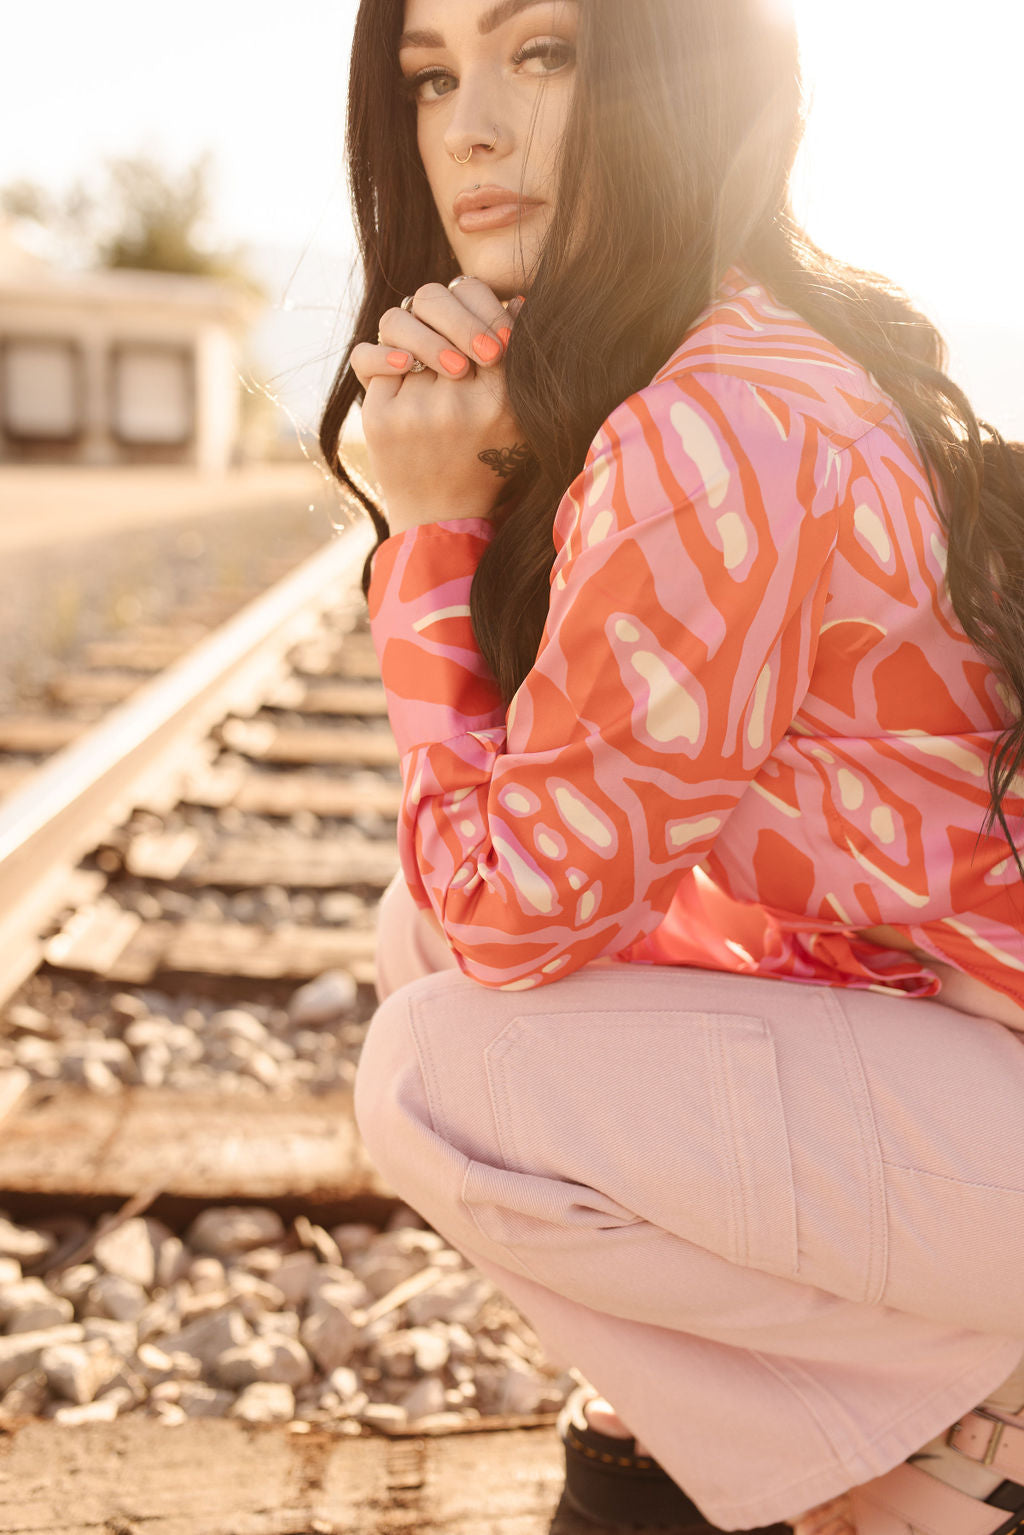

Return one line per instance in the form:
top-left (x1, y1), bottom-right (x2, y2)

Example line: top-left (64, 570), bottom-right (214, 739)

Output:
top-left (472, 333), bottom-right (501, 363)
top-left (387, 350), bottom-right (410, 368)
top-left (440, 348), bottom-right (468, 375)
top-left (497, 326), bottom-right (512, 347)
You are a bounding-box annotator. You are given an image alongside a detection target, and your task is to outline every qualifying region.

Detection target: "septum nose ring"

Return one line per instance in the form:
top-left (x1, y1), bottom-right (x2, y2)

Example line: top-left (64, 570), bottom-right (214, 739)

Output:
top-left (452, 126), bottom-right (498, 164)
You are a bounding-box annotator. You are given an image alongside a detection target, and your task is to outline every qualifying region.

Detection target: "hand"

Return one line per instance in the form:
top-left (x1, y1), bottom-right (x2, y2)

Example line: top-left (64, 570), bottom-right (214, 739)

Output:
top-left (350, 278), bottom-right (529, 534)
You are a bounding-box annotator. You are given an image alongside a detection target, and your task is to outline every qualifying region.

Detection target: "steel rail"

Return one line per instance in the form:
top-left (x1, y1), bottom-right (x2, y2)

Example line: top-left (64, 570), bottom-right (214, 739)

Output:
top-left (0, 517), bottom-right (374, 1008)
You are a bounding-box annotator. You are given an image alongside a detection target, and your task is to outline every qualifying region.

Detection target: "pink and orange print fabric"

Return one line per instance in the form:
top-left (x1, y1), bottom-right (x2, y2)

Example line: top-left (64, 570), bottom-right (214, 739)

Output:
top-left (368, 266), bottom-right (1024, 1001)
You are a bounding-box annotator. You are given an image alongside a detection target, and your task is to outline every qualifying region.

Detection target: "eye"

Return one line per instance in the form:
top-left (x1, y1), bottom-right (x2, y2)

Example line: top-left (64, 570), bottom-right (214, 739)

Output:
top-left (398, 65), bottom-right (456, 103)
top-left (511, 39), bottom-right (575, 75)
top-left (397, 39), bottom-right (576, 104)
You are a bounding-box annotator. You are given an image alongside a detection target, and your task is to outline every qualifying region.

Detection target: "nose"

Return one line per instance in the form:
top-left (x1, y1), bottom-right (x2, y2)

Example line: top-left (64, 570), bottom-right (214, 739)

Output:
top-left (443, 78), bottom-right (504, 164)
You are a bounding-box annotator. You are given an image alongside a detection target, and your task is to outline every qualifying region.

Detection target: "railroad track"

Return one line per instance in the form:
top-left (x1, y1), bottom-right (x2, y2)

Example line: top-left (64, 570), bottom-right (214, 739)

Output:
top-left (0, 517), bottom-right (601, 1535)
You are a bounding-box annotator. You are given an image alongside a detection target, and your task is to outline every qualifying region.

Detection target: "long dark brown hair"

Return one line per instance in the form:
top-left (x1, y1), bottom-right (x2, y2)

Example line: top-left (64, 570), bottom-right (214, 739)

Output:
top-left (320, 0), bottom-right (1024, 860)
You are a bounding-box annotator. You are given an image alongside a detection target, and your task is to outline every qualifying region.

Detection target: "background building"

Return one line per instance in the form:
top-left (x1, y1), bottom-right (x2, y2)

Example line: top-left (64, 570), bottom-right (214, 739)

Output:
top-left (0, 218), bottom-right (261, 472)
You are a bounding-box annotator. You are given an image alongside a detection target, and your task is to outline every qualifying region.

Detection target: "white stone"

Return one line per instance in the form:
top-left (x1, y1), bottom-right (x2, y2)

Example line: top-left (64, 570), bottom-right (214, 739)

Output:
top-left (213, 1335), bottom-right (313, 1390)
top-left (83, 1273), bottom-right (149, 1322)
top-left (287, 971), bottom-right (357, 1028)
top-left (405, 1273), bottom-right (494, 1327)
top-left (0, 1367), bottom-right (49, 1418)
top-left (155, 1307), bottom-right (251, 1368)
top-left (186, 1206), bottom-right (285, 1257)
top-left (50, 1263), bottom-right (99, 1306)
top-left (93, 1217), bottom-right (157, 1289)
top-left (0, 1278), bottom-right (73, 1331)
top-left (41, 1340), bottom-right (119, 1404)
top-left (0, 1258), bottom-right (22, 1285)
top-left (230, 1381), bottom-right (295, 1423)
top-left (0, 1217), bottom-right (55, 1263)
top-left (0, 1325), bottom-right (85, 1393)
top-left (271, 1250), bottom-right (317, 1307)
top-left (207, 1010), bottom-right (267, 1042)
top-left (398, 1375), bottom-right (447, 1422)
top-left (81, 1319), bottom-right (139, 1355)
top-left (154, 1235), bottom-right (190, 1289)
top-left (299, 1303), bottom-right (360, 1375)
top-left (358, 1401), bottom-right (408, 1429)
top-left (187, 1256), bottom-right (227, 1293)
top-left (496, 1363), bottom-right (550, 1416)
top-left (176, 1382), bottom-right (235, 1418)
top-left (409, 1327), bottom-right (450, 1374)
top-left (52, 1396), bottom-right (121, 1425)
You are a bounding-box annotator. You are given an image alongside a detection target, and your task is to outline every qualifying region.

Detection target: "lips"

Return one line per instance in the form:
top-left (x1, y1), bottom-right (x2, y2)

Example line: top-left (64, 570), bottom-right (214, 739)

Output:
top-left (453, 184), bottom-right (542, 233)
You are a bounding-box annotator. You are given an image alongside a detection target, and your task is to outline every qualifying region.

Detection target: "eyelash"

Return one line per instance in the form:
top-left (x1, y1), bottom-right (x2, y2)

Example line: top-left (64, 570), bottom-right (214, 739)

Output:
top-left (398, 40), bottom-right (575, 102)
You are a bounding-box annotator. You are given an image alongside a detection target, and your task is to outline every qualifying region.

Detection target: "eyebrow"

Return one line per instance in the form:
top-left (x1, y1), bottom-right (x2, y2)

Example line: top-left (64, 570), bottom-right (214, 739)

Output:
top-left (398, 0), bottom-right (576, 51)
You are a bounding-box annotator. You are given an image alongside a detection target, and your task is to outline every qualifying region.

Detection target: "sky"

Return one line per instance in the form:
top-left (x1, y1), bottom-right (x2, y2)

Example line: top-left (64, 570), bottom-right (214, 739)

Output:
top-left (2, 1), bottom-right (1021, 437)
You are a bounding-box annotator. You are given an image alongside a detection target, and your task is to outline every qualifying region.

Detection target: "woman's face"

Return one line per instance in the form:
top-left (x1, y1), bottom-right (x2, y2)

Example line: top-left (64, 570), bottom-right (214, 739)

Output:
top-left (399, 0), bottom-right (579, 300)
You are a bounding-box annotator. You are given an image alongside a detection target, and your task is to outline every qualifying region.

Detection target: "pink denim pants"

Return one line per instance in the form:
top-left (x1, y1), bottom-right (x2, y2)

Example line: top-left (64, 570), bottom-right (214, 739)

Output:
top-left (354, 877), bottom-right (1024, 1529)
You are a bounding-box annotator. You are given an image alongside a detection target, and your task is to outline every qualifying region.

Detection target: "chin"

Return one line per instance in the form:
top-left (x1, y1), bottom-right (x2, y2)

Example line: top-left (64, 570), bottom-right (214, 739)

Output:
top-left (451, 233), bottom-right (540, 301)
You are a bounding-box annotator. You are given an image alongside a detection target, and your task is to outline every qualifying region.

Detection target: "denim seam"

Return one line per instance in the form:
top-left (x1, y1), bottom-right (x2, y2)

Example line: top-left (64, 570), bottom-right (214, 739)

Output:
top-left (822, 988), bottom-right (889, 1307)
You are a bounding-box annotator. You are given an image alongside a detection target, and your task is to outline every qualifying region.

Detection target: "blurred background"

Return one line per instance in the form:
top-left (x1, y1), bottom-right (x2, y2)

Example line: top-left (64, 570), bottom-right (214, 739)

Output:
top-left (0, 0), bottom-right (1020, 701)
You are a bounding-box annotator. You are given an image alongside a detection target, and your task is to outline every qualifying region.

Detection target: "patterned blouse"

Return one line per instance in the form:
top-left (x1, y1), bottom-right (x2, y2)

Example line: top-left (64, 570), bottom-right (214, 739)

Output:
top-left (368, 264), bottom-right (1024, 1002)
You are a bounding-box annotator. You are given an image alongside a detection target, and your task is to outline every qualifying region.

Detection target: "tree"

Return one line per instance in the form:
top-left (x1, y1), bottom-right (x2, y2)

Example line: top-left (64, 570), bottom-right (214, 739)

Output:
top-left (1, 151), bottom-right (263, 300)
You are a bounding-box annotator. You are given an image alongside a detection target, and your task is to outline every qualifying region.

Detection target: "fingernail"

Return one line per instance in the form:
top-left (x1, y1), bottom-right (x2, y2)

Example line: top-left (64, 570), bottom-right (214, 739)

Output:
top-left (387, 350), bottom-right (410, 369)
top-left (506, 294), bottom-right (526, 317)
top-left (497, 326), bottom-right (512, 348)
top-left (472, 333), bottom-right (501, 363)
top-left (439, 348), bottom-right (469, 376)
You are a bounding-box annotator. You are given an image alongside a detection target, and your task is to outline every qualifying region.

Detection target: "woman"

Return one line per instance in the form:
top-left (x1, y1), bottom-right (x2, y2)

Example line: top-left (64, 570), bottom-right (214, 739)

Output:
top-left (320, 2), bottom-right (1024, 1531)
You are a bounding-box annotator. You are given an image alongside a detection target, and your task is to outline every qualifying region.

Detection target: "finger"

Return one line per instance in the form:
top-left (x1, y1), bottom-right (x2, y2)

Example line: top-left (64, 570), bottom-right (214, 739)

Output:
top-left (401, 281), bottom-right (510, 369)
top-left (375, 304), bottom-right (475, 380)
top-left (350, 340), bottom-right (438, 391)
top-left (447, 275), bottom-right (520, 351)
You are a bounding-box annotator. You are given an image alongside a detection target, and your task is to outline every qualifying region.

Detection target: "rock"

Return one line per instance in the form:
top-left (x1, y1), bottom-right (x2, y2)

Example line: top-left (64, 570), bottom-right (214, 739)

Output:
top-left (0, 1257), bottom-right (21, 1286)
top-left (399, 1375), bottom-right (447, 1421)
top-left (93, 1217), bottom-right (157, 1289)
top-left (52, 1396), bottom-right (122, 1424)
top-left (186, 1206), bottom-right (285, 1258)
top-left (6, 1005), bottom-right (56, 1036)
top-left (299, 1301), bottom-right (361, 1375)
top-left (288, 971), bottom-right (357, 1028)
top-left (409, 1327), bottom-right (450, 1374)
top-left (329, 1223), bottom-right (377, 1259)
top-left (230, 1381), bottom-right (295, 1423)
top-left (496, 1363), bottom-right (550, 1416)
top-left (41, 1339), bottom-right (119, 1404)
top-left (154, 1235), bottom-right (190, 1289)
top-left (213, 1335), bottom-right (313, 1390)
top-left (305, 1265), bottom-right (371, 1312)
top-left (0, 1367), bottom-right (49, 1418)
top-left (207, 1010), bottom-right (266, 1042)
top-left (0, 1216), bottom-right (55, 1263)
top-left (404, 1272), bottom-right (494, 1328)
top-left (83, 1273), bottom-right (149, 1322)
top-left (271, 1251), bottom-right (317, 1308)
top-left (176, 1382), bottom-right (235, 1418)
top-left (155, 1307), bottom-right (250, 1369)
top-left (81, 1319), bottom-right (139, 1355)
top-left (49, 1263), bottom-right (100, 1307)
top-left (0, 1325), bottom-right (85, 1393)
top-left (0, 1278), bottom-right (74, 1332)
top-left (252, 1309), bottom-right (299, 1339)
top-left (358, 1401), bottom-right (408, 1429)
top-left (187, 1256), bottom-right (227, 1293)
top-left (324, 1366), bottom-right (360, 1403)
top-left (348, 1252), bottom-right (424, 1300)
top-left (294, 1216), bottom-right (342, 1267)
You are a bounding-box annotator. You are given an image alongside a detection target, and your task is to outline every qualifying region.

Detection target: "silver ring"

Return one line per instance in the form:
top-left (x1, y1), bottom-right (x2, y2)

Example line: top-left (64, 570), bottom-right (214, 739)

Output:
top-left (448, 274), bottom-right (473, 290)
top-left (408, 359), bottom-right (426, 373)
top-left (400, 294), bottom-right (415, 311)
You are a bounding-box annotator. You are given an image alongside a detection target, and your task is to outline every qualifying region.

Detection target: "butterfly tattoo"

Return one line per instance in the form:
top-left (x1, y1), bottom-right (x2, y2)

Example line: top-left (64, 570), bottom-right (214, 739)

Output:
top-left (478, 443), bottom-right (533, 479)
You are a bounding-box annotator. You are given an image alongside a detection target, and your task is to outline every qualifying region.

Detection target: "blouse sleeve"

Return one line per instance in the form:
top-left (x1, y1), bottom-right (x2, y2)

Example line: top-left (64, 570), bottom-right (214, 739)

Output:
top-left (368, 369), bottom-right (841, 989)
